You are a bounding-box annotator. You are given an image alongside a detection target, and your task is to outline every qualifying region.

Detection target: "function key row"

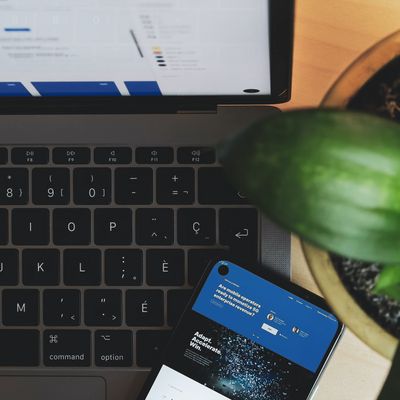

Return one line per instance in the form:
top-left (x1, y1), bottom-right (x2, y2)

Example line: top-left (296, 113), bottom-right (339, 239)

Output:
top-left (0, 248), bottom-right (229, 287)
top-left (0, 167), bottom-right (248, 205)
top-left (0, 146), bottom-right (216, 165)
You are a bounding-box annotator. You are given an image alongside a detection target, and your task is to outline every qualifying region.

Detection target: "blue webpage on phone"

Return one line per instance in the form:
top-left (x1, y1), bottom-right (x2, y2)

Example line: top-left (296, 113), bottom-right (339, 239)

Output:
top-left (192, 261), bottom-right (339, 373)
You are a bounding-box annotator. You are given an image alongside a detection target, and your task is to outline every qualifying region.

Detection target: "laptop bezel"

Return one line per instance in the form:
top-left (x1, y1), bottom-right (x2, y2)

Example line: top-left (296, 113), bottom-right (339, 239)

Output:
top-left (0, 1), bottom-right (294, 114)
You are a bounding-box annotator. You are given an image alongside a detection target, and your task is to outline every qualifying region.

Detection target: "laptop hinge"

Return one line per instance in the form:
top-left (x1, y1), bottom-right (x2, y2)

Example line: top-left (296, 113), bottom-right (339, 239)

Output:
top-left (176, 102), bottom-right (218, 114)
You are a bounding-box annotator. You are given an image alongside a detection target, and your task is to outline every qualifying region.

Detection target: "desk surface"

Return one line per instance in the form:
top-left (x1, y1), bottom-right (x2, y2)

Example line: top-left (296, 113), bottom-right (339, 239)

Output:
top-left (283, 0), bottom-right (399, 399)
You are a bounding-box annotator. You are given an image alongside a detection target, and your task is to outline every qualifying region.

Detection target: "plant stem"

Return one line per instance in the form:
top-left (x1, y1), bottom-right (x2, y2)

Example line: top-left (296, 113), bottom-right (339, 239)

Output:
top-left (378, 345), bottom-right (400, 400)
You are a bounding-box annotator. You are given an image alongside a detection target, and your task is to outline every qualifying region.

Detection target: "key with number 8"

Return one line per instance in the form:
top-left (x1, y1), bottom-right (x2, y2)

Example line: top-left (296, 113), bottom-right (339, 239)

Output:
top-left (0, 169), bottom-right (29, 205)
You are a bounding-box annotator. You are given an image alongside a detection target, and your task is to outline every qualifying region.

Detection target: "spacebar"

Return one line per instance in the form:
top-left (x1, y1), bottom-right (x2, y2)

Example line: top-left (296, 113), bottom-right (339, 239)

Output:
top-left (0, 330), bottom-right (39, 366)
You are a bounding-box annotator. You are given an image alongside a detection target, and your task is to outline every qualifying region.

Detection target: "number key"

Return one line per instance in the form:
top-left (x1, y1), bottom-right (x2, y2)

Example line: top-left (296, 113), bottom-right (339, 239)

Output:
top-left (33, 168), bottom-right (70, 205)
top-left (0, 169), bottom-right (28, 205)
top-left (74, 168), bottom-right (111, 205)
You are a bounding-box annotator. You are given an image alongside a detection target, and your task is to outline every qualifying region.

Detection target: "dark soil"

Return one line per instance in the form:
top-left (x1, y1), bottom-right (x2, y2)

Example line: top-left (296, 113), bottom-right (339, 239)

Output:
top-left (331, 255), bottom-right (400, 339)
top-left (330, 55), bottom-right (400, 338)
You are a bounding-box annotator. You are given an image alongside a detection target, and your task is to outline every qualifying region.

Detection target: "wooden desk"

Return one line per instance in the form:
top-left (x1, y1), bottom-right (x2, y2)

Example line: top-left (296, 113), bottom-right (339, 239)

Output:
top-left (282, 1), bottom-right (399, 398)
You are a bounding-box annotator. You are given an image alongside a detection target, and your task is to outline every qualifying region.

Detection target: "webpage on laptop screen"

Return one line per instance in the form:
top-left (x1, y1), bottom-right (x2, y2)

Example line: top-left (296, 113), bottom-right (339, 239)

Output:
top-left (145, 261), bottom-right (339, 400)
top-left (0, 0), bottom-right (271, 97)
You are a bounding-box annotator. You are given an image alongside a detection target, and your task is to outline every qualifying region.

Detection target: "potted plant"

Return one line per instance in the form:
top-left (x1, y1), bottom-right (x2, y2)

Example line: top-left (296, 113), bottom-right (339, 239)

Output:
top-left (220, 30), bottom-right (400, 400)
top-left (220, 108), bottom-right (399, 399)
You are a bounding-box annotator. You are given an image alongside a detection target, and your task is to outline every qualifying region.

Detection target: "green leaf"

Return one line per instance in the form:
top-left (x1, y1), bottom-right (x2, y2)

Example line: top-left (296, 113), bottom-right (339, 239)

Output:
top-left (220, 109), bottom-right (400, 264)
top-left (374, 265), bottom-right (400, 301)
top-left (378, 345), bottom-right (400, 400)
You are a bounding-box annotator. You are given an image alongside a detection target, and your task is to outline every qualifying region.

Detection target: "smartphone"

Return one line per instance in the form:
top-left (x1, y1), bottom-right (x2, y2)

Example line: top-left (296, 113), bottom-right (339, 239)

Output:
top-left (138, 259), bottom-right (344, 400)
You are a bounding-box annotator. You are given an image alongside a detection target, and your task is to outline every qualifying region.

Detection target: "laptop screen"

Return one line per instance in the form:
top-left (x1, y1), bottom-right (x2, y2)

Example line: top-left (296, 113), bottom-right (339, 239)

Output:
top-left (0, 0), bottom-right (271, 97)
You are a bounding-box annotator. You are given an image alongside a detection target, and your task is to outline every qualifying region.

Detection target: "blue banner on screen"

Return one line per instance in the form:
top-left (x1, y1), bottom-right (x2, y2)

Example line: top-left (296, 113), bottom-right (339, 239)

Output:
top-left (125, 81), bottom-right (162, 96)
top-left (32, 82), bottom-right (121, 97)
top-left (192, 261), bottom-right (339, 372)
top-left (0, 82), bottom-right (31, 97)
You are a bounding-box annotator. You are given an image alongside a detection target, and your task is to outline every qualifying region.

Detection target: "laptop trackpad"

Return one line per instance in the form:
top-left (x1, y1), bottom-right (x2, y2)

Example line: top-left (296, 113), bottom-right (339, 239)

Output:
top-left (0, 376), bottom-right (106, 400)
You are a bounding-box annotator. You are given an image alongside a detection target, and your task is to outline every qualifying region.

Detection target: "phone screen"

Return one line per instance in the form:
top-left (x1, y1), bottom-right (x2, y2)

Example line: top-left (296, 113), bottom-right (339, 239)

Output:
top-left (140, 260), bottom-right (343, 400)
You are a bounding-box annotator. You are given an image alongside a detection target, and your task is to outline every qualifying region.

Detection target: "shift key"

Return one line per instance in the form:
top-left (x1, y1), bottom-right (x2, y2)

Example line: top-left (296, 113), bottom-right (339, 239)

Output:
top-left (0, 330), bottom-right (39, 366)
top-left (44, 330), bottom-right (91, 366)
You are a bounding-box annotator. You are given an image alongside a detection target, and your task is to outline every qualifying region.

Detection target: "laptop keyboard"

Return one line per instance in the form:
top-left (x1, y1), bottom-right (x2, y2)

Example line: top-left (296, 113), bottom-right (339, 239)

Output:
top-left (0, 146), bottom-right (259, 368)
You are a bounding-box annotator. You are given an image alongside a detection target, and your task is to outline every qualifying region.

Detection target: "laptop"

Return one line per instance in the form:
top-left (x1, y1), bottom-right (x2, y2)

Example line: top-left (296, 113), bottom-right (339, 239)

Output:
top-left (0, 1), bottom-right (294, 399)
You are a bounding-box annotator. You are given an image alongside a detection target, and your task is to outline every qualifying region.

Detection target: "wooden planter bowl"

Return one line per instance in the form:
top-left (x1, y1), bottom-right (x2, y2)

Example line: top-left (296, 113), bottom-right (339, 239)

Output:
top-left (303, 30), bottom-right (400, 360)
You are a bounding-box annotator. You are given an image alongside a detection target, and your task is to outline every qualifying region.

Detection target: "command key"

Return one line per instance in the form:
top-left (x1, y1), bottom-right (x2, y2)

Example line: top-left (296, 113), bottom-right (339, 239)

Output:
top-left (43, 330), bottom-right (91, 366)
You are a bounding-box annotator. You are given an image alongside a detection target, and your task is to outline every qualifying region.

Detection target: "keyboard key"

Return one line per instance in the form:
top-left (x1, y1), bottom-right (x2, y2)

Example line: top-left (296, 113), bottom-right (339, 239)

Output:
top-left (85, 290), bottom-right (121, 326)
top-left (146, 249), bottom-right (184, 286)
top-left (105, 249), bottom-right (143, 286)
top-left (0, 330), bottom-right (39, 366)
top-left (12, 147), bottom-right (49, 165)
top-left (136, 208), bottom-right (174, 245)
top-left (94, 208), bottom-right (132, 245)
top-left (53, 208), bottom-right (91, 245)
top-left (43, 290), bottom-right (80, 326)
top-left (0, 249), bottom-right (18, 285)
top-left (12, 209), bottom-right (50, 245)
top-left (198, 167), bottom-right (249, 205)
top-left (177, 147), bottom-right (216, 164)
top-left (53, 147), bottom-right (90, 165)
top-left (22, 249), bottom-right (59, 286)
top-left (136, 330), bottom-right (171, 367)
top-left (94, 147), bottom-right (132, 164)
top-left (74, 168), bottom-right (111, 205)
top-left (177, 208), bottom-right (216, 245)
top-left (188, 249), bottom-right (228, 286)
top-left (220, 208), bottom-right (259, 262)
top-left (115, 168), bottom-right (153, 205)
top-left (156, 168), bottom-right (195, 205)
top-left (0, 209), bottom-right (8, 244)
top-left (64, 249), bottom-right (101, 286)
top-left (95, 330), bottom-right (133, 367)
top-left (136, 147), bottom-right (173, 164)
top-left (126, 290), bottom-right (164, 327)
top-left (0, 147), bottom-right (7, 164)
top-left (0, 168), bottom-right (28, 205)
top-left (32, 168), bottom-right (70, 205)
top-left (2, 289), bottom-right (39, 326)
top-left (43, 330), bottom-right (90, 367)
top-left (167, 289), bottom-right (193, 327)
